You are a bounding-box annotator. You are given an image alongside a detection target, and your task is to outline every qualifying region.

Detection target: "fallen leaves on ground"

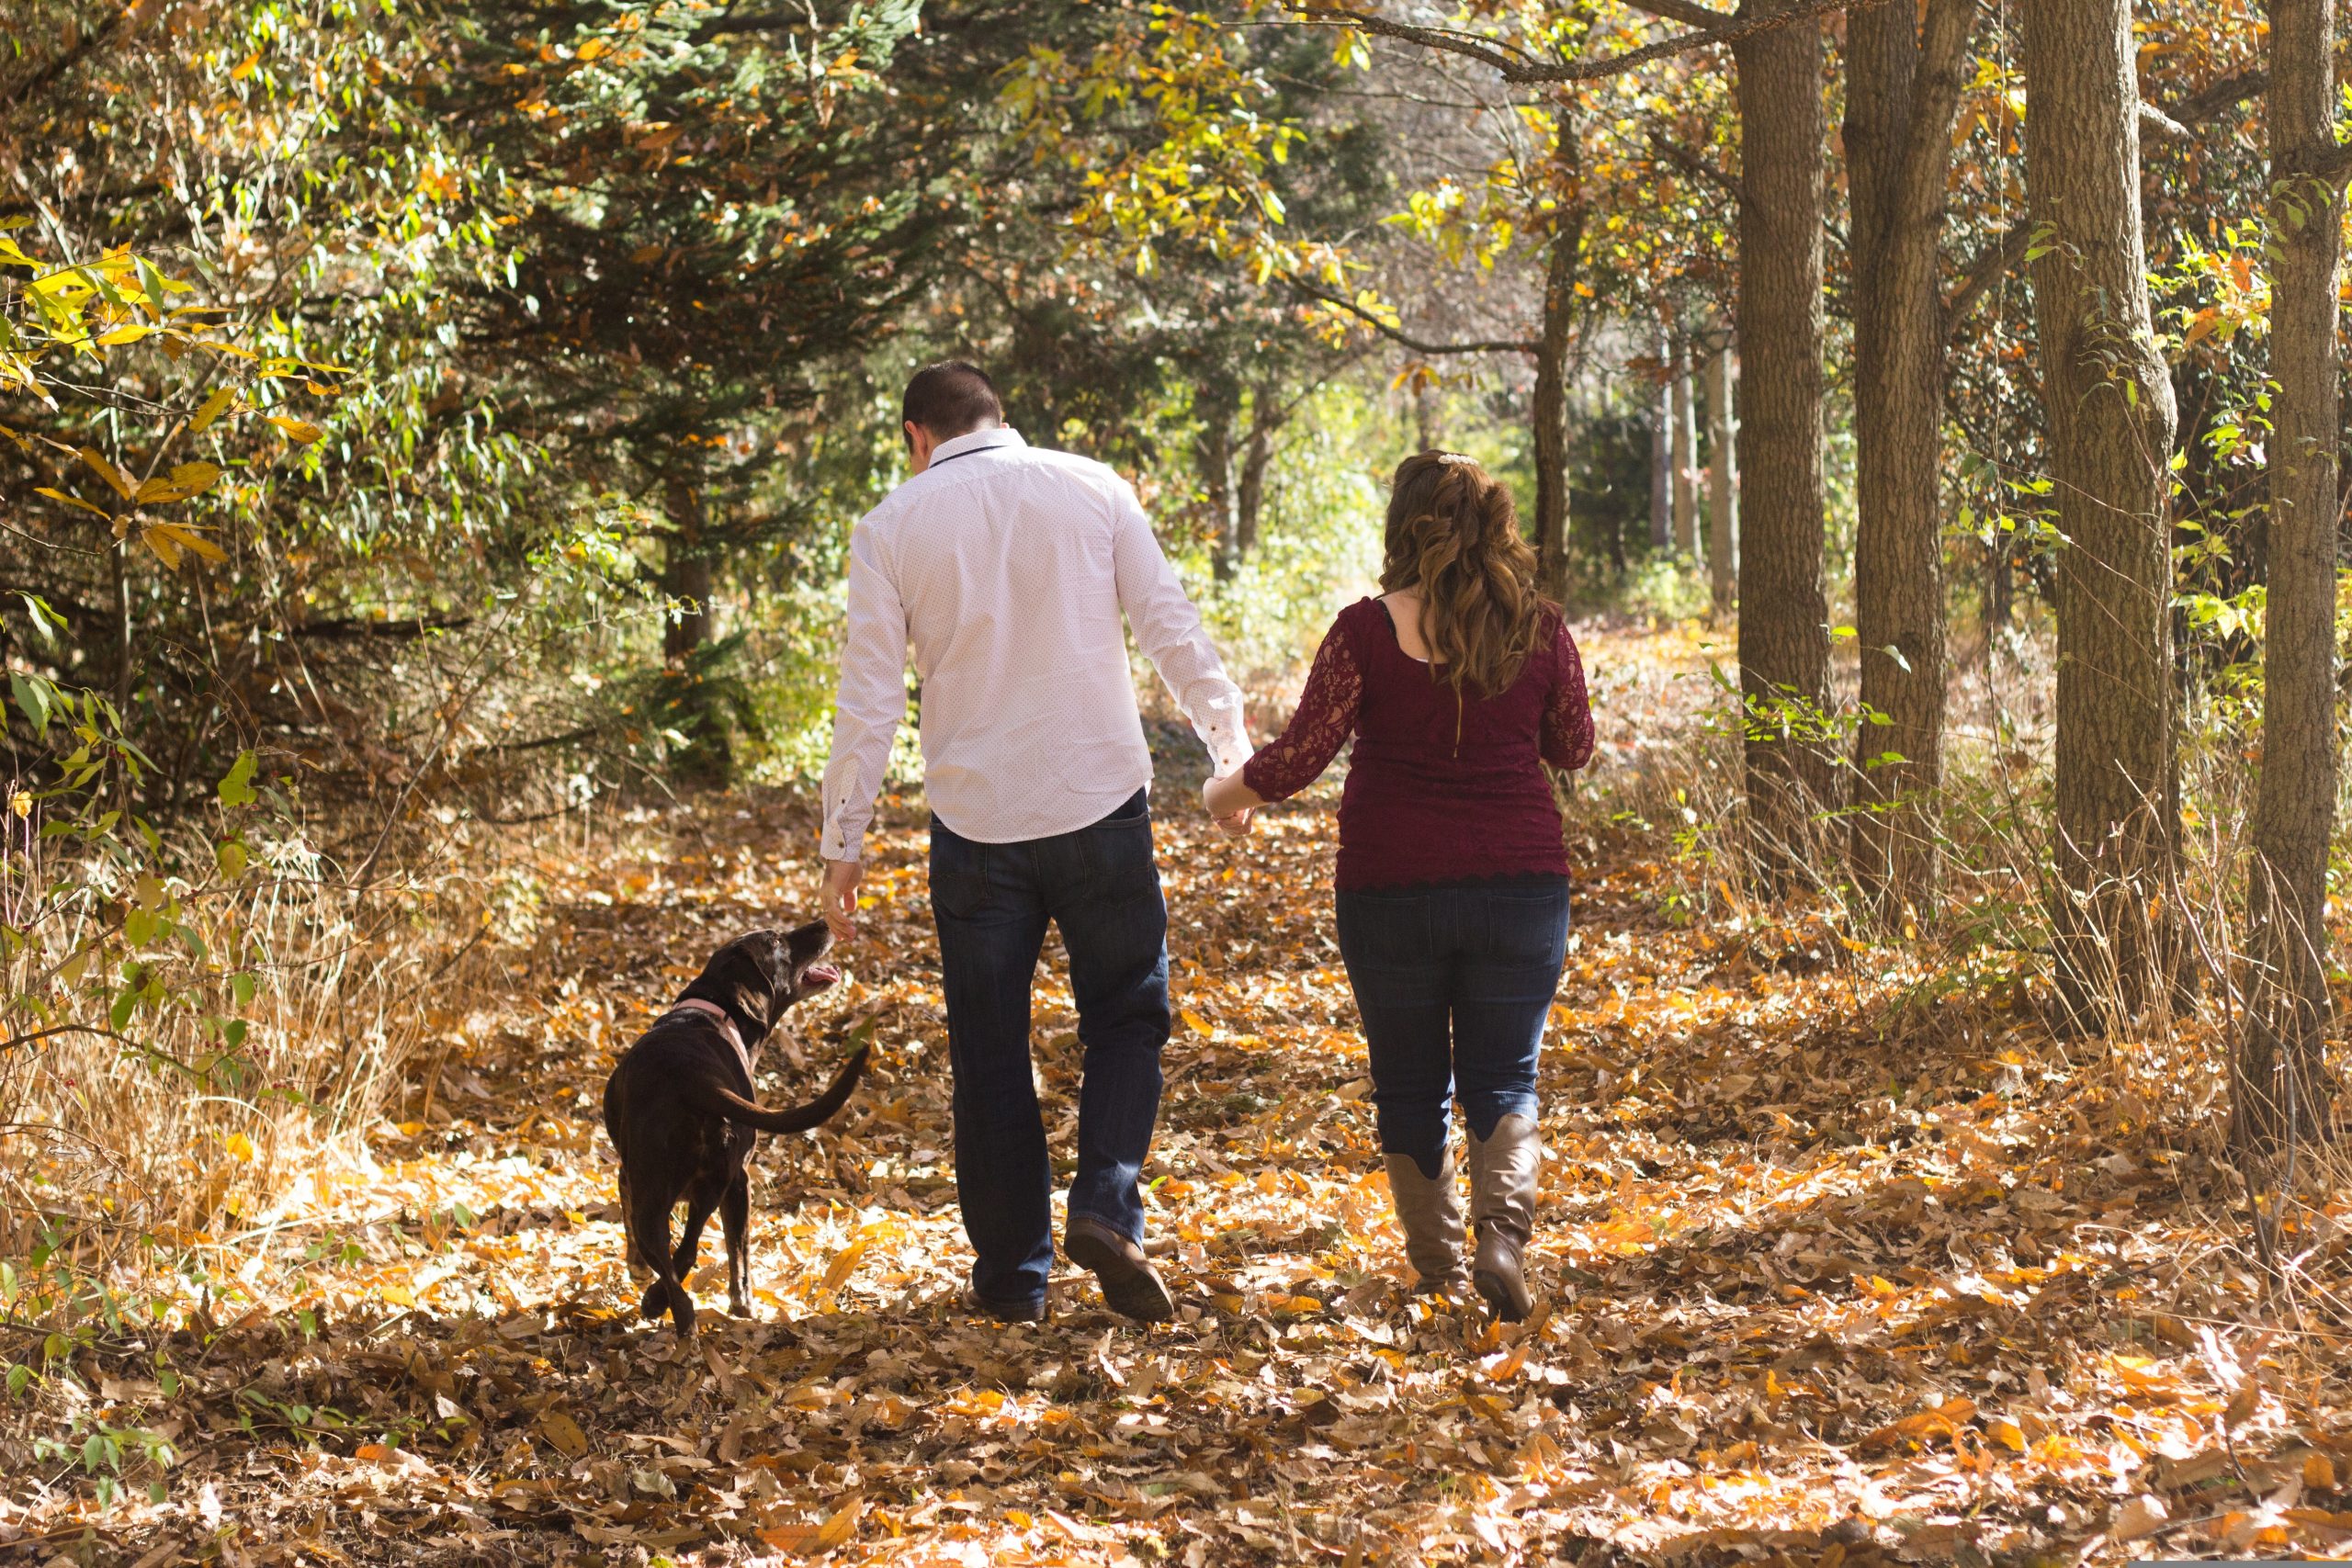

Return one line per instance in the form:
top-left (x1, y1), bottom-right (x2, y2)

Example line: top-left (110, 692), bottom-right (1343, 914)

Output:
top-left (5, 626), bottom-right (2349, 1567)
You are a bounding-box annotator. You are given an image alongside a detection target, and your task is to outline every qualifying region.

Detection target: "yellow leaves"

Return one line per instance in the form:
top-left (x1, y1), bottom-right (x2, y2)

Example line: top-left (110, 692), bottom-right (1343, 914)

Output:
top-left (818, 1230), bottom-right (872, 1293)
top-left (137, 461), bottom-right (224, 505)
top-left (80, 446), bottom-right (134, 501)
top-left (188, 386), bottom-right (238, 433)
top-left (1861, 1395), bottom-right (1975, 1452)
top-left (266, 413), bottom-right (324, 445)
top-left (141, 523), bottom-right (230, 570)
top-left (1986, 1416), bottom-right (2028, 1452)
top-left (222, 1132), bottom-right (256, 1164)
top-left (760, 1494), bottom-right (863, 1554)
top-left (537, 1408), bottom-right (590, 1458)
top-left (35, 488), bottom-right (110, 519)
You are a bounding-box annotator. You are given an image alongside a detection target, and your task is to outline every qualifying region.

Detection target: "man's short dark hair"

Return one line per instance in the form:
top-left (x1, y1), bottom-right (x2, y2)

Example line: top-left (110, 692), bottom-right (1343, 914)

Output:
top-left (902, 361), bottom-right (1003, 440)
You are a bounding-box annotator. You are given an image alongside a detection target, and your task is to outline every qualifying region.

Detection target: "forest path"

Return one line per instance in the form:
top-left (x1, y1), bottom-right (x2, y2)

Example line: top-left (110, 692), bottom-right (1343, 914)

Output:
top-left (23, 627), bottom-right (2339, 1567)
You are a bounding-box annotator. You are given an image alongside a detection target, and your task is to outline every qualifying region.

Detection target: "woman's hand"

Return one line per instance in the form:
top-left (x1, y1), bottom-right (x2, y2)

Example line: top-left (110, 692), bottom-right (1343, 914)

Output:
top-left (1203, 771), bottom-right (1265, 837)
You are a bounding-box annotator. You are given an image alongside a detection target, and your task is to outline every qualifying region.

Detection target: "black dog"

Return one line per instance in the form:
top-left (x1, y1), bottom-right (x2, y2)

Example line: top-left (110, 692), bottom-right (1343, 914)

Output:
top-left (602, 921), bottom-right (867, 1336)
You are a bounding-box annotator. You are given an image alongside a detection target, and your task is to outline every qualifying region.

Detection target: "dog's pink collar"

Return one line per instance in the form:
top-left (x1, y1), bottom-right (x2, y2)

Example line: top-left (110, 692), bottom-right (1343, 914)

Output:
top-left (664, 998), bottom-right (748, 1065)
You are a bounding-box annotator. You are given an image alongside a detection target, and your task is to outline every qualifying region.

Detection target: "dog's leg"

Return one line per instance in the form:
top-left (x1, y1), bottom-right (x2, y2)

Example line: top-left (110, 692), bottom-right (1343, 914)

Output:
top-left (721, 1172), bottom-right (752, 1317)
top-left (671, 1181), bottom-right (720, 1305)
top-left (618, 1164), bottom-right (644, 1269)
top-left (629, 1180), bottom-right (693, 1335)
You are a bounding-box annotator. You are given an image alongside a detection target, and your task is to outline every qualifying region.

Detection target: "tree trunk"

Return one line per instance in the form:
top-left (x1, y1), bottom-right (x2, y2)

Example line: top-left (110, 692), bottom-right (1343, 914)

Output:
top-left (1236, 385), bottom-right (1277, 562)
top-left (1734, 0), bottom-right (1833, 872)
top-left (2022, 0), bottom-right (2183, 1027)
top-left (1670, 333), bottom-right (1699, 554)
top-left (660, 467), bottom-right (731, 785)
top-left (1649, 321), bottom-right (1674, 553)
top-left (1707, 343), bottom-right (1737, 618)
top-left (1199, 379), bottom-right (1240, 581)
top-left (1532, 209), bottom-right (1583, 604)
top-left (662, 469), bottom-right (711, 662)
top-left (1844, 0), bottom-right (1973, 910)
top-left (2239, 0), bottom-right (2345, 1146)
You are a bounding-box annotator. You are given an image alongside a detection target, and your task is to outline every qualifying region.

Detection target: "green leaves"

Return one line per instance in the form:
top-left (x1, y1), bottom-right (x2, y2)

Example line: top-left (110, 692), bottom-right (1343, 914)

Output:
top-left (217, 751), bottom-right (258, 808)
top-left (11, 671), bottom-right (53, 739)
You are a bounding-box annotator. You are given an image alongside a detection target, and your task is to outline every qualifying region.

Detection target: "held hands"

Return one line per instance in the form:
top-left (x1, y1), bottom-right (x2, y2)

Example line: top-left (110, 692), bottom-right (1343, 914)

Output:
top-left (1202, 771), bottom-right (1262, 839)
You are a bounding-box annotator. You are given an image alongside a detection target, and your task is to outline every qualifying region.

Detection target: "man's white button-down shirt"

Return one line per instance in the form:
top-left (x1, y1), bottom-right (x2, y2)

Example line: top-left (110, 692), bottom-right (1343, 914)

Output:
top-left (820, 426), bottom-right (1250, 863)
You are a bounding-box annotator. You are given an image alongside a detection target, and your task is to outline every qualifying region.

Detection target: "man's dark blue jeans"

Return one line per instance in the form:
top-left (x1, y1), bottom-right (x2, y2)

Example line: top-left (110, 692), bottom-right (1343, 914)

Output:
top-left (929, 787), bottom-right (1170, 1313)
top-left (1335, 877), bottom-right (1571, 1179)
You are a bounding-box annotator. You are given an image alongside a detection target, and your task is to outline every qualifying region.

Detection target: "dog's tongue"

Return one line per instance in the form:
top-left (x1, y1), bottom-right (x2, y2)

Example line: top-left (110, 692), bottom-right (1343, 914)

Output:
top-left (802, 964), bottom-right (841, 993)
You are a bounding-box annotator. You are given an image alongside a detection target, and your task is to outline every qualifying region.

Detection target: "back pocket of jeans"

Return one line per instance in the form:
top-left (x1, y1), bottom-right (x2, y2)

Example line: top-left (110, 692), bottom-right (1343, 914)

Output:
top-left (929, 840), bottom-right (992, 921)
top-left (1337, 888), bottom-right (1435, 969)
top-left (1478, 886), bottom-right (1570, 965)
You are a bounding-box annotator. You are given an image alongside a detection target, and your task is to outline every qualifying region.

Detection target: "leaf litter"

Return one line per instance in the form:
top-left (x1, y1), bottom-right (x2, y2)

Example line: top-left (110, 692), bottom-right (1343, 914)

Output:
top-left (6, 625), bottom-right (2352, 1566)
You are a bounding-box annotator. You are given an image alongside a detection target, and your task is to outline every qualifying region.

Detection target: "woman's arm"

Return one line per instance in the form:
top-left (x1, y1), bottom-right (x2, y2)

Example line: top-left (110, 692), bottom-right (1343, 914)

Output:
top-left (1204, 615), bottom-right (1365, 818)
top-left (1540, 618), bottom-right (1595, 771)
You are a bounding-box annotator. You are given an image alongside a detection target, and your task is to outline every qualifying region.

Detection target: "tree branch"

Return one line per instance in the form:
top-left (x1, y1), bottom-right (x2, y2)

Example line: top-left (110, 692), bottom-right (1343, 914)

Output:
top-left (1949, 67), bottom-right (2273, 335)
top-left (1942, 222), bottom-right (2032, 341)
top-left (1646, 133), bottom-right (1739, 198)
top-left (1287, 278), bottom-right (1538, 355)
top-left (1295, 0), bottom-right (1880, 86)
top-left (1617, 0), bottom-right (1739, 27)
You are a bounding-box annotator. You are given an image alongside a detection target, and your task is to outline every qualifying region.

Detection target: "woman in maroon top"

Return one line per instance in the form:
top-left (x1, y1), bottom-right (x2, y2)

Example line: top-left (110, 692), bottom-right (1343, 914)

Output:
top-left (1205, 452), bottom-right (1594, 1320)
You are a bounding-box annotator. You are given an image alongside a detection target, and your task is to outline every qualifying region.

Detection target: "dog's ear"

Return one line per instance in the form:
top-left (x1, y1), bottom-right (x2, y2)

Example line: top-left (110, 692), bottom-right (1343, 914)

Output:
top-left (693, 931), bottom-right (786, 1039)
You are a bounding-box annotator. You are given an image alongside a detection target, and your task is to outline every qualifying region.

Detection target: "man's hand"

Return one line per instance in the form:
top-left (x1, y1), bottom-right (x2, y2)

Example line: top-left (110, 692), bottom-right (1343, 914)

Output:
top-left (821, 858), bottom-right (864, 942)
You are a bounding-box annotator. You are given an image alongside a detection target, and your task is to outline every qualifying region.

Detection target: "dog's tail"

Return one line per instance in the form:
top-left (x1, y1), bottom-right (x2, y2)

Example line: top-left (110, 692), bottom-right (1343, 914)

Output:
top-left (698, 1044), bottom-right (870, 1134)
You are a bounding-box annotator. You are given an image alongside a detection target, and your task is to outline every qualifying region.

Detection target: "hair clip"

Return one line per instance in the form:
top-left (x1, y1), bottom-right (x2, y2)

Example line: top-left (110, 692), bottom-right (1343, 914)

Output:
top-left (1436, 451), bottom-right (1476, 465)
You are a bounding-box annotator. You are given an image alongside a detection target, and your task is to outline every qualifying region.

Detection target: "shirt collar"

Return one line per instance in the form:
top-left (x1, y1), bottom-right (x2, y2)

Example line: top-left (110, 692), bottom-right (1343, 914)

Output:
top-left (927, 426), bottom-right (1025, 468)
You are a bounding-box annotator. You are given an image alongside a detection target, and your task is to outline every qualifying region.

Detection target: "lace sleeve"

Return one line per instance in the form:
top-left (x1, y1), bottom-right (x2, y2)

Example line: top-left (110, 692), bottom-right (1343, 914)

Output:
top-left (1541, 617), bottom-right (1595, 772)
top-left (1241, 615), bottom-right (1363, 802)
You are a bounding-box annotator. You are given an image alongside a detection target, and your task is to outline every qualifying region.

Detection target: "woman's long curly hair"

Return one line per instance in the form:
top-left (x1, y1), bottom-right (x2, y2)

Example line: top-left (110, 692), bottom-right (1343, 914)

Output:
top-left (1378, 451), bottom-right (1548, 697)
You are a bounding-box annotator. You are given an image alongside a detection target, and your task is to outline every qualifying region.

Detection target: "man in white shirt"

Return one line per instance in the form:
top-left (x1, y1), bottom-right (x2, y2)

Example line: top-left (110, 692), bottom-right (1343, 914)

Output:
top-left (818, 362), bottom-right (1250, 1323)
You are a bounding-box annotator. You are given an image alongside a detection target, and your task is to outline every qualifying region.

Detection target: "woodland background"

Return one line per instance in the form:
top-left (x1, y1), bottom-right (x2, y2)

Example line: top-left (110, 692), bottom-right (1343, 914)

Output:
top-left (5, 0), bottom-right (2352, 1562)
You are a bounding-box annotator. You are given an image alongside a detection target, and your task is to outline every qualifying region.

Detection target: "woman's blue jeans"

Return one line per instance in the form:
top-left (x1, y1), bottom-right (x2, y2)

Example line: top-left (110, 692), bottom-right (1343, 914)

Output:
top-left (1335, 878), bottom-right (1570, 1179)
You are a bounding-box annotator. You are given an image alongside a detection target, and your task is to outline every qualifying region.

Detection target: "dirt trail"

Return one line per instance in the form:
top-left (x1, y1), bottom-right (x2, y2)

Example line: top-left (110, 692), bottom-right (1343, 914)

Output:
top-left (11, 627), bottom-right (2347, 1567)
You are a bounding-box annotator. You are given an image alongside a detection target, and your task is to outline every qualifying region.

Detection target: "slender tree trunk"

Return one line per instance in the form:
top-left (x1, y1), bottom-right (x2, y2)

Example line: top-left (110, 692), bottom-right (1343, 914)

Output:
top-left (1735, 0), bottom-right (1833, 873)
top-left (1670, 333), bottom-right (1699, 554)
top-left (1199, 379), bottom-right (1240, 581)
top-left (660, 466), bottom-right (730, 784)
top-left (2022, 0), bottom-right (2182, 1027)
top-left (1708, 344), bottom-right (1737, 618)
top-left (1649, 321), bottom-right (1674, 552)
top-left (1413, 377), bottom-right (1438, 451)
top-left (2239, 0), bottom-right (2345, 1146)
top-left (662, 468), bottom-right (711, 662)
top-left (1532, 208), bottom-right (1584, 603)
top-left (1236, 382), bottom-right (1278, 560)
top-left (1845, 0), bottom-right (1973, 910)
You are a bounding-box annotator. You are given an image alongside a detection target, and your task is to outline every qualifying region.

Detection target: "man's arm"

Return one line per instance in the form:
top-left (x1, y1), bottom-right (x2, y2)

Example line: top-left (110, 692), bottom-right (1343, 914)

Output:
top-left (1107, 480), bottom-right (1250, 779)
top-left (818, 520), bottom-right (909, 937)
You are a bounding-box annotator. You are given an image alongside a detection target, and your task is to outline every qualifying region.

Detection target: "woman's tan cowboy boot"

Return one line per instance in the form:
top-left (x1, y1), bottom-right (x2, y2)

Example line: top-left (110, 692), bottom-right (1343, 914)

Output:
top-left (1466, 1114), bottom-right (1541, 1321)
top-left (1384, 1151), bottom-right (1468, 1292)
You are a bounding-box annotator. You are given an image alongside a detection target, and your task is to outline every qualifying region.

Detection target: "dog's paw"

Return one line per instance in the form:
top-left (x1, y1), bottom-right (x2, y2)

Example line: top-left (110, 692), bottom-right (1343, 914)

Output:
top-left (639, 1280), bottom-right (670, 1321)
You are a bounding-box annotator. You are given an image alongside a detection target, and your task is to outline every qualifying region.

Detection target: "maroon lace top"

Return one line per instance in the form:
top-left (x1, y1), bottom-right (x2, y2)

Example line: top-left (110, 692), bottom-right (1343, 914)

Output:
top-left (1240, 597), bottom-right (1595, 891)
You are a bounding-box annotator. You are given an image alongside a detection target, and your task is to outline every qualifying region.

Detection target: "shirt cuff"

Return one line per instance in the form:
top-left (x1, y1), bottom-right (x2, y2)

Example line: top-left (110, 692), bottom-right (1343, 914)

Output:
top-left (1192, 692), bottom-right (1250, 777)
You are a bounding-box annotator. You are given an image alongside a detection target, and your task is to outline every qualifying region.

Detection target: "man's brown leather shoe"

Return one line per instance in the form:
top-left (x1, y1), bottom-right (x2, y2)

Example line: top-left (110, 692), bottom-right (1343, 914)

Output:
top-left (1063, 1213), bottom-right (1175, 1322)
